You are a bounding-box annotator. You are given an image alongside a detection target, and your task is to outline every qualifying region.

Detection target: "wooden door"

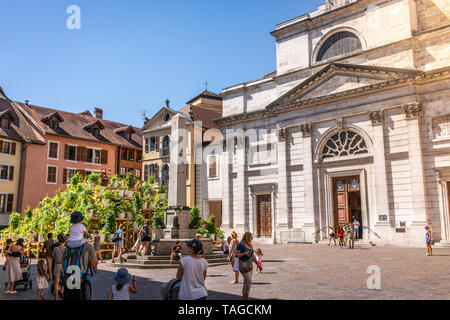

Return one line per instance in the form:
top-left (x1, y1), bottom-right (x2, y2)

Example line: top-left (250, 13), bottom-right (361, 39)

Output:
top-left (257, 195), bottom-right (272, 238)
top-left (333, 176), bottom-right (360, 229)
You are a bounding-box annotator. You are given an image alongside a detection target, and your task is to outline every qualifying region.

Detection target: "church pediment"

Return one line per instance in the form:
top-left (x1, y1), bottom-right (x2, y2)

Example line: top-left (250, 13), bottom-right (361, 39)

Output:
top-left (267, 63), bottom-right (423, 109)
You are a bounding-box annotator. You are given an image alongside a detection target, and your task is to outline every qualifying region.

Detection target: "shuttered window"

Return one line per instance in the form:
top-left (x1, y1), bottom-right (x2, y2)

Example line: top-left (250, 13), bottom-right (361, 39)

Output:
top-left (0, 194), bottom-right (14, 213)
top-left (47, 166), bottom-right (57, 184)
top-left (0, 165), bottom-right (13, 180)
top-left (48, 142), bottom-right (59, 159)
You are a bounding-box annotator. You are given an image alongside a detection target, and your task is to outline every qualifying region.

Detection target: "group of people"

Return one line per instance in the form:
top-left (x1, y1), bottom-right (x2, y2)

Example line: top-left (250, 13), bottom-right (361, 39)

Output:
top-left (328, 218), bottom-right (360, 249)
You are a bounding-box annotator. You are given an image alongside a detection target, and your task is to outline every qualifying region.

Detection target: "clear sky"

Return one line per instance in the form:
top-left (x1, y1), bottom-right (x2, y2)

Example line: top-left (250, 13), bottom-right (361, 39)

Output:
top-left (1, 0), bottom-right (323, 127)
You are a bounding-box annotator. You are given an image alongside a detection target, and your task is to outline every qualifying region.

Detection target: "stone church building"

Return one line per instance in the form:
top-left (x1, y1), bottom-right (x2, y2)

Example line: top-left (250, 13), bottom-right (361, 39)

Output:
top-left (215, 0), bottom-right (450, 246)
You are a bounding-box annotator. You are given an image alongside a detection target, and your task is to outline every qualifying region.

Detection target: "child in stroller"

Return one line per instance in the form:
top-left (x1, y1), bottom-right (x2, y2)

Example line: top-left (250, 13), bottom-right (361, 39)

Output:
top-left (14, 255), bottom-right (32, 290)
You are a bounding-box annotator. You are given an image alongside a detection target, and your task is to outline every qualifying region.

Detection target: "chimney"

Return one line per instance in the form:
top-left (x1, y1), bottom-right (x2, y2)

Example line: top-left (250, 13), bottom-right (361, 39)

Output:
top-left (94, 108), bottom-right (103, 119)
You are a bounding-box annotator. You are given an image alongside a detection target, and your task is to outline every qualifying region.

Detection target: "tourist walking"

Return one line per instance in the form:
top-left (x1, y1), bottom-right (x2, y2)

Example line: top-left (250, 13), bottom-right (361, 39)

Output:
top-left (36, 258), bottom-right (49, 300)
top-left (348, 224), bottom-right (355, 249)
top-left (92, 230), bottom-right (103, 263)
top-left (3, 239), bottom-right (13, 293)
top-left (108, 268), bottom-right (137, 300)
top-left (343, 223), bottom-right (350, 246)
top-left (255, 248), bottom-right (263, 274)
top-left (337, 227), bottom-right (344, 248)
top-left (227, 231), bottom-right (239, 284)
top-left (425, 226), bottom-right (433, 256)
top-left (42, 233), bottom-right (56, 281)
top-left (223, 237), bottom-right (231, 255)
top-left (353, 218), bottom-right (361, 240)
top-left (137, 222), bottom-right (152, 256)
top-left (328, 227), bottom-right (337, 246)
top-left (52, 234), bottom-right (66, 300)
top-left (170, 241), bottom-right (183, 264)
top-left (235, 232), bottom-right (262, 300)
top-left (111, 224), bottom-right (125, 264)
top-left (4, 238), bottom-right (24, 294)
top-left (176, 239), bottom-right (209, 300)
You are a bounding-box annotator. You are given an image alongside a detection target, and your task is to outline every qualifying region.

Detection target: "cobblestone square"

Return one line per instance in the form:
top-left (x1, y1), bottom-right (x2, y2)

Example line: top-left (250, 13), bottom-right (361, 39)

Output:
top-left (1, 244), bottom-right (450, 300)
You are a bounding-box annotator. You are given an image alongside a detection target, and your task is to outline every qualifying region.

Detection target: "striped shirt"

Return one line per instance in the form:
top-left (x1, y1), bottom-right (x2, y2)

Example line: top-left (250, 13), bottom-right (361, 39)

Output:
top-left (111, 284), bottom-right (130, 300)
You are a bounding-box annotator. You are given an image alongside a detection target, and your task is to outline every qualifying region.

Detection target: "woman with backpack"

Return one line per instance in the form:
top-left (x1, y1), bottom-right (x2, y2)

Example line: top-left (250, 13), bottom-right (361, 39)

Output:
top-left (235, 232), bottom-right (262, 300)
top-left (176, 239), bottom-right (209, 300)
top-left (111, 225), bottom-right (125, 264)
top-left (137, 222), bottom-right (152, 256)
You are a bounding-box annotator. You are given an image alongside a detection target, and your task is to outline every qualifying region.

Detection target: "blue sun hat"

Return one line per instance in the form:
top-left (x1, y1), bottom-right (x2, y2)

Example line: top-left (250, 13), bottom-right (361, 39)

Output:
top-left (70, 211), bottom-right (84, 224)
top-left (114, 268), bottom-right (131, 285)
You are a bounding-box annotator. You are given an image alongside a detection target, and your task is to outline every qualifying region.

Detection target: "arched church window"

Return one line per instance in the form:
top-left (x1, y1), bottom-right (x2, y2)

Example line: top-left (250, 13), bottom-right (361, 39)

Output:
top-left (321, 130), bottom-right (368, 160)
top-left (317, 31), bottom-right (362, 62)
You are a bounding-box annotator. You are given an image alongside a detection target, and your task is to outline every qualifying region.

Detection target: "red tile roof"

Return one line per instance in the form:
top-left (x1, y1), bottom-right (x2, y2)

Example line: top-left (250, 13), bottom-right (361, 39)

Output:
top-left (0, 98), bottom-right (44, 144)
top-left (17, 103), bottom-right (142, 149)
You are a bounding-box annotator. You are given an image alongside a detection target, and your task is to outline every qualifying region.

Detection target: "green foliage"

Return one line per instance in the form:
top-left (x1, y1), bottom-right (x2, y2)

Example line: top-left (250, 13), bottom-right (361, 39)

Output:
top-left (149, 176), bottom-right (155, 184)
top-left (9, 212), bottom-right (22, 231)
top-left (102, 210), bottom-right (116, 235)
top-left (197, 215), bottom-right (224, 240)
top-left (135, 214), bottom-right (145, 229)
top-left (190, 206), bottom-right (200, 222)
top-left (125, 172), bottom-right (135, 188)
top-left (87, 173), bottom-right (101, 186)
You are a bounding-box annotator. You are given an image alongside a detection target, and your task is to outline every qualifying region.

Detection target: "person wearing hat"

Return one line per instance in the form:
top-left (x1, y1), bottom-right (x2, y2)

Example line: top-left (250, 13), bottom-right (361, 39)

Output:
top-left (67, 211), bottom-right (88, 249)
top-left (176, 239), bottom-right (209, 300)
top-left (108, 268), bottom-right (137, 300)
top-left (4, 239), bottom-right (24, 294)
top-left (3, 239), bottom-right (13, 293)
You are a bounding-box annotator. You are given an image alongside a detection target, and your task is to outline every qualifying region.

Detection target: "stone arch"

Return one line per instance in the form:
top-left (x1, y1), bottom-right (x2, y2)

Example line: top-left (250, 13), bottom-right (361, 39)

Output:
top-left (312, 27), bottom-right (366, 64)
top-left (314, 125), bottom-right (373, 162)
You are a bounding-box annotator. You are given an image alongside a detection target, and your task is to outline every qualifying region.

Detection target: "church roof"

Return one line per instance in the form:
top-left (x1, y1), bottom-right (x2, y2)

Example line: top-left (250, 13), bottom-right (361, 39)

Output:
top-left (186, 90), bottom-right (222, 105)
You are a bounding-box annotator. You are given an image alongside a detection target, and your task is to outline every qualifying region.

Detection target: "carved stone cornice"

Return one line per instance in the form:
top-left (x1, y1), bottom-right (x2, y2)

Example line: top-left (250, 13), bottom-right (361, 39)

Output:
top-left (277, 128), bottom-right (287, 142)
top-left (300, 123), bottom-right (312, 138)
top-left (403, 102), bottom-right (422, 120)
top-left (368, 110), bottom-right (385, 126)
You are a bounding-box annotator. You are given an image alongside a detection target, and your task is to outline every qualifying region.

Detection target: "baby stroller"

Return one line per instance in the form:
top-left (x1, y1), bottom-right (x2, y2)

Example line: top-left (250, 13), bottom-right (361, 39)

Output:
top-left (160, 278), bottom-right (181, 300)
top-left (14, 255), bottom-right (32, 290)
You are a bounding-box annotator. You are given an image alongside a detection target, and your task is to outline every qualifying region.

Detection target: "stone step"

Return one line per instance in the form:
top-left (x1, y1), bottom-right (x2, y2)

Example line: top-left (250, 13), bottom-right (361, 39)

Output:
top-left (124, 258), bottom-right (228, 265)
top-left (125, 254), bottom-right (227, 261)
top-left (434, 241), bottom-right (450, 248)
top-left (106, 262), bottom-right (229, 270)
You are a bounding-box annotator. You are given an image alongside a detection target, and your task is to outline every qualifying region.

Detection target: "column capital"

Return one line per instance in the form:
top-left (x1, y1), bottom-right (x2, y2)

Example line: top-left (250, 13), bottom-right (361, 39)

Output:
top-left (368, 110), bottom-right (385, 126)
top-left (300, 123), bottom-right (313, 138)
top-left (277, 127), bottom-right (287, 141)
top-left (403, 102), bottom-right (422, 120)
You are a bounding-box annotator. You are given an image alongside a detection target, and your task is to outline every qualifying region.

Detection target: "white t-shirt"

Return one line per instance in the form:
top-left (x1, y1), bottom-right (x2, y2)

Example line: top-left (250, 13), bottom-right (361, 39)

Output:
top-left (223, 241), bottom-right (230, 252)
top-left (68, 224), bottom-right (87, 241)
top-left (111, 284), bottom-right (130, 300)
top-left (178, 256), bottom-right (209, 300)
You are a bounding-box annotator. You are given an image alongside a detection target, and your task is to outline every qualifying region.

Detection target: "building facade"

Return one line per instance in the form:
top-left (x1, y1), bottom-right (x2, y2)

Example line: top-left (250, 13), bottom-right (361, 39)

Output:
top-left (141, 91), bottom-right (223, 218)
top-left (216, 0), bottom-right (450, 246)
top-left (6, 101), bottom-right (142, 212)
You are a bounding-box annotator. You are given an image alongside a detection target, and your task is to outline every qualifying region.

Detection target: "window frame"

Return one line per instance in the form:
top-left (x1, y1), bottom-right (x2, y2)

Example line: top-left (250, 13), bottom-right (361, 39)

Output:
top-left (67, 144), bottom-right (78, 162)
top-left (65, 168), bottom-right (78, 184)
top-left (47, 141), bottom-right (59, 160)
top-left (46, 165), bottom-right (58, 184)
top-left (207, 155), bottom-right (219, 179)
top-left (1, 141), bottom-right (11, 155)
top-left (86, 147), bottom-right (102, 165)
top-left (0, 164), bottom-right (10, 181)
top-left (315, 31), bottom-right (363, 63)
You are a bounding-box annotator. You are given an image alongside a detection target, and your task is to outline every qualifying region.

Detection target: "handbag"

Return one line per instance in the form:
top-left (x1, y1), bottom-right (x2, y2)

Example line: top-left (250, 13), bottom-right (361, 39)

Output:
top-left (239, 258), bottom-right (253, 273)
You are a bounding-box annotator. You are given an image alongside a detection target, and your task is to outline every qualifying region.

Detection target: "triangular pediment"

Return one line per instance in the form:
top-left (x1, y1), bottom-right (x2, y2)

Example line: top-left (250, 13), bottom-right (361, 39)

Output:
top-left (267, 63), bottom-right (423, 109)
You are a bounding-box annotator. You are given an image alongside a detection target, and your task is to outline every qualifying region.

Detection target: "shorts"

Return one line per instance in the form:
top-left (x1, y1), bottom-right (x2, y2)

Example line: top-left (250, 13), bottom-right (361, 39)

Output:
top-left (140, 236), bottom-right (151, 242)
top-left (330, 234), bottom-right (335, 238)
top-left (233, 258), bottom-right (240, 272)
top-left (114, 241), bottom-right (124, 250)
top-left (54, 264), bottom-right (64, 277)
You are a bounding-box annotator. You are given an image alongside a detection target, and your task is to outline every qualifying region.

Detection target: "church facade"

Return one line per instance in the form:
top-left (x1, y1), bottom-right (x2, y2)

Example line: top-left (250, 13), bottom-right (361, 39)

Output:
top-left (216, 0), bottom-right (450, 246)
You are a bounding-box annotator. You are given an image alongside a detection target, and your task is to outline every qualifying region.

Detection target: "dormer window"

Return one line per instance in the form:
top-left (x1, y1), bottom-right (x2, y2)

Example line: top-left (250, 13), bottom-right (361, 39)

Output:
top-left (41, 112), bottom-right (64, 131)
top-left (1, 117), bottom-right (10, 129)
top-left (0, 110), bottom-right (15, 129)
top-left (114, 125), bottom-right (136, 141)
top-left (83, 120), bottom-right (105, 137)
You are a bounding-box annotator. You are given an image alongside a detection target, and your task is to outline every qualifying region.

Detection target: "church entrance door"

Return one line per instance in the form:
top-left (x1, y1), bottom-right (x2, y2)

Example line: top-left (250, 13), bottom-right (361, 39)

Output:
top-left (333, 176), bottom-right (362, 238)
top-left (257, 195), bottom-right (272, 238)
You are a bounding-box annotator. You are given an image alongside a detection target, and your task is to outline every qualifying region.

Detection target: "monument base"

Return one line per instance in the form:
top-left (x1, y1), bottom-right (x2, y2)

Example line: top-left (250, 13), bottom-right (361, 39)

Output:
top-left (152, 239), bottom-right (213, 256)
top-left (171, 228), bottom-right (198, 240)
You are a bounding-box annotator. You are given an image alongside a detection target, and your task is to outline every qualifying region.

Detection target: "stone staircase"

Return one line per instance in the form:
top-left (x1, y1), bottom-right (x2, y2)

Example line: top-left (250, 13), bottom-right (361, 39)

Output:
top-left (317, 239), bottom-right (376, 247)
top-left (434, 240), bottom-right (450, 248)
top-left (107, 252), bottom-right (229, 269)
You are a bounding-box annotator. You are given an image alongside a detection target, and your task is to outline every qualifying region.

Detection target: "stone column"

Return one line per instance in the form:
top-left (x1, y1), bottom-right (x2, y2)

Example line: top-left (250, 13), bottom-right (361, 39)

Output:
top-left (221, 138), bottom-right (232, 230)
top-left (404, 103), bottom-right (428, 238)
top-left (301, 123), bottom-right (316, 242)
top-left (369, 110), bottom-right (392, 237)
top-left (276, 127), bottom-right (290, 229)
top-left (235, 135), bottom-right (246, 233)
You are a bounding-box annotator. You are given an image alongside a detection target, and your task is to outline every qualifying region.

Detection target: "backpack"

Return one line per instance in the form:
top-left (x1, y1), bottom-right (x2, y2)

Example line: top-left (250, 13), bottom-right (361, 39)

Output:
top-left (62, 244), bottom-right (92, 300)
top-left (111, 230), bottom-right (120, 243)
top-left (141, 225), bottom-right (150, 238)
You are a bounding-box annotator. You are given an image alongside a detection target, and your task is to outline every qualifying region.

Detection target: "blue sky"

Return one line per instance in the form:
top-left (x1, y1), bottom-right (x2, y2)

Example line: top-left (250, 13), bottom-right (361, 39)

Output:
top-left (1, 0), bottom-right (323, 127)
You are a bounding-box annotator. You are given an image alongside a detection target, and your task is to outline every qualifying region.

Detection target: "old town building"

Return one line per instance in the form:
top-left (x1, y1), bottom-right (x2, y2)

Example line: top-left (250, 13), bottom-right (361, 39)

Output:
top-left (216, 0), bottom-right (450, 246)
